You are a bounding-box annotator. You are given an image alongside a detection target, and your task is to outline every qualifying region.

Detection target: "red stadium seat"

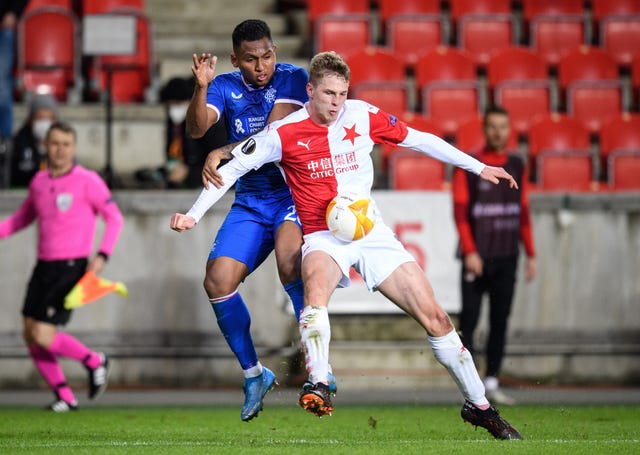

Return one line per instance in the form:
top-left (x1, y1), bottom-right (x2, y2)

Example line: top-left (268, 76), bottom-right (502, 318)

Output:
top-left (521, 0), bottom-right (587, 67)
top-left (386, 15), bottom-right (444, 69)
top-left (379, 0), bottom-right (443, 67)
top-left (347, 47), bottom-right (409, 113)
top-left (592, 0), bottom-right (640, 16)
top-left (454, 115), bottom-right (518, 153)
top-left (16, 6), bottom-right (80, 101)
top-left (599, 113), bottom-right (640, 184)
top-left (314, 14), bottom-right (371, 59)
top-left (307, 0), bottom-right (369, 34)
top-left (87, 8), bottom-right (154, 103)
top-left (308, 0), bottom-right (369, 22)
top-left (558, 46), bottom-right (623, 134)
top-left (599, 16), bottom-right (640, 67)
top-left (607, 151), bottom-right (640, 190)
top-left (415, 47), bottom-right (481, 136)
top-left (487, 47), bottom-right (552, 134)
top-left (528, 113), bottom-right (591, 183)
top-left (592, 0), bottom-right (640, 66)
top-left (389, 149), bottom-right (447, 190)
top-left (537, 151), bottom-right (594, 191)
top-left (378, 0), bottom-right (441, 23)
top-left (449, 0), bottom-right (515, 66)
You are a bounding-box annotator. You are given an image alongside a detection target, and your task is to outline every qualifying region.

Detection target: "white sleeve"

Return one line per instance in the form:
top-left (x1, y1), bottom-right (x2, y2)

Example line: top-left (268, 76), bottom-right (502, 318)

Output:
top-left (400, 127), bottom-right (485, 175)
top-left (185, 162), bottom-right (245, 222)
top-left (185, 132), bottom-right (281, 222)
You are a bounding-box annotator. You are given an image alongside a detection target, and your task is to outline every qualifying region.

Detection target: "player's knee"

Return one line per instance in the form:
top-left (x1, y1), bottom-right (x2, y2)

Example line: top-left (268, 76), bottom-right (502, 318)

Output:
top-left (277, 265), bottom-right (300, 285)
top-left (203, 272), bottom-right (237, 298)
top-left (24, 325), bottom-right (49, 348)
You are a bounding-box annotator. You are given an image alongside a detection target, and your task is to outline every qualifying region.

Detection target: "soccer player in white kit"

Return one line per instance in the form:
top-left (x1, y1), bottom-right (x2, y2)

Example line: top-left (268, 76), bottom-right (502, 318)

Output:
top-left (171, 51), bottom-right (523, 440)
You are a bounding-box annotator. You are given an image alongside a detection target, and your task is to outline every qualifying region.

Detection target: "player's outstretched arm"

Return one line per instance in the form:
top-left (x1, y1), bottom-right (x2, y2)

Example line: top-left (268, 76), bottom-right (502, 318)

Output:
top-left (479, 166), bottom-right (519, 189)
top-left (170, 213), bottom-right (196, 233)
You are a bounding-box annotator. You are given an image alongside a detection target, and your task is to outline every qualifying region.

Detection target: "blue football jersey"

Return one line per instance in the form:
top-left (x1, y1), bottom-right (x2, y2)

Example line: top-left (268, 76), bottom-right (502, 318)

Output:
top-left (206, 62), bottom-right (309, 193)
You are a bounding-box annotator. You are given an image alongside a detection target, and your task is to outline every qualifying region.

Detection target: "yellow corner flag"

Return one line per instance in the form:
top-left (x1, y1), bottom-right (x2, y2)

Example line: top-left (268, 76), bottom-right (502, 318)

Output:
top-left (64, 271), bottom-right (128, 310)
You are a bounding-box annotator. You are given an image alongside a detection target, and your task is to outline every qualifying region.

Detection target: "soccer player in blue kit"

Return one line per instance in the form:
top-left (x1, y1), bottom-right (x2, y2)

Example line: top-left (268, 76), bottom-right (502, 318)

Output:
top-left (185, 19), bottom-right (333, 421)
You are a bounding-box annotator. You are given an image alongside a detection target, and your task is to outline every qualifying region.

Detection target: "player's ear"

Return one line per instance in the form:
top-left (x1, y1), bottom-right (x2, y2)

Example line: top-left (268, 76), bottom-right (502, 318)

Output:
top-left (306, 82), bottom-right (313, 97)
top-left (230, 53), bottom-right (238, 68)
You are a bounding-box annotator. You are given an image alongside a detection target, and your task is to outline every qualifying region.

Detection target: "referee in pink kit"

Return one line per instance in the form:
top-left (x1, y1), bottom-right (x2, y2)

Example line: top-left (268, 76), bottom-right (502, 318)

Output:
top-left (0, 121), bottom-right (123, 411)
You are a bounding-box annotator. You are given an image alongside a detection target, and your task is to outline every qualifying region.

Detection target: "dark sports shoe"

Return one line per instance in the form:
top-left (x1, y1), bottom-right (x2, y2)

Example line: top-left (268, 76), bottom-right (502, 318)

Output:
top-left (461, 400), bottom-right (523, 440)
top-left (241, 367), bottom-right (277, 421)
top-left (87, 353), bottom-right (110, 400)
top-left (303, 371), bottom-right (338, 396)
top-left (299, 382), bottom-right (333, 417)
top-left (47, 398), bottom-right (78, 412)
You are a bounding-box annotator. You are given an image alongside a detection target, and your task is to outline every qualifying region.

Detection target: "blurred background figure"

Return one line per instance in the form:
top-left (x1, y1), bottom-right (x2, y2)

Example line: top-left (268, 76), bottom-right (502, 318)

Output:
top-left (452, 106), bottom-right (537, 406)
top-left (10, 93), bottom-right (59, 188)
top-left (0, 1), bottom-right (29, 188)
top-left (135, 77), bottom-right (227, 189)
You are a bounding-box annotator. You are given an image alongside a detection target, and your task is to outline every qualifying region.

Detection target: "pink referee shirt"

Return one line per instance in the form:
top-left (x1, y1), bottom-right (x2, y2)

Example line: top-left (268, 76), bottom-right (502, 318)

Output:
top-left (0, 165), bottom-right (123, 260)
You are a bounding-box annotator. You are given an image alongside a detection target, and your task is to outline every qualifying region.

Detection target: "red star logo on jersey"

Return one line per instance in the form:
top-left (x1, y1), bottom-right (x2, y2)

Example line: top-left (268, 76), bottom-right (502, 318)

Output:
top-left (342, 124), bottom-right (360, 145)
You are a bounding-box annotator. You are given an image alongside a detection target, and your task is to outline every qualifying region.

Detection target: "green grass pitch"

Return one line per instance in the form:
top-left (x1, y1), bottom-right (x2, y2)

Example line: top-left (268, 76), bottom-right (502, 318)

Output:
top-left (1, 404), bottom-right (638, 454)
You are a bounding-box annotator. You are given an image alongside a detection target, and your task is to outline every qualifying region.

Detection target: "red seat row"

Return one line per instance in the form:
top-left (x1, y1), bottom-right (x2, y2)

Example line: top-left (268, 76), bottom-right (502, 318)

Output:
top-left (307, 0), bottom-right (640, 69)
top-left (16, 0), bottom-right (153, 103)
top-left (347, 45), bottom-right (633, 137)
top-left (387, 112), bottom-right (640, 192)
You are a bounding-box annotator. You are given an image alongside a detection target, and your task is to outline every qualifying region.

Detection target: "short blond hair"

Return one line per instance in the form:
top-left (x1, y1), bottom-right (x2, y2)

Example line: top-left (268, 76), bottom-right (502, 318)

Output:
top-left (309, 51), bottom-right (350, 86)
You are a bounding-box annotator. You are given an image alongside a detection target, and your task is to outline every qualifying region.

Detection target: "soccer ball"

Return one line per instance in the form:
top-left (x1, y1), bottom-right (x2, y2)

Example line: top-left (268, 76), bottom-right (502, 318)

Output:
top-left (325, 193), bottom-right (377, 242)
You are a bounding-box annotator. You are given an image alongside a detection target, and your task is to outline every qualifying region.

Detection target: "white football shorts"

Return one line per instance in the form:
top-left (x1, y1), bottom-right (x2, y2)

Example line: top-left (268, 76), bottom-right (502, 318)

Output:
top-left (301, 222), bottom-right (416, 291)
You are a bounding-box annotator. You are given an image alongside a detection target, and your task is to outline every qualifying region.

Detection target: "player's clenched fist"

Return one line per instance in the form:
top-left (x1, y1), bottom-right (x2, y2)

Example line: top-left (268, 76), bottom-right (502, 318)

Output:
top-left (170, 213), bottom-right (196, 232)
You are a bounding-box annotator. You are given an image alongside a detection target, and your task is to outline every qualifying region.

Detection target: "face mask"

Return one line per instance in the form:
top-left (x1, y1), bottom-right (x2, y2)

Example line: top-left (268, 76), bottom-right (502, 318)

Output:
top-left (32, 119), bottom-right (53, 141)
top-left (168, 104), bottom-right (188, 124)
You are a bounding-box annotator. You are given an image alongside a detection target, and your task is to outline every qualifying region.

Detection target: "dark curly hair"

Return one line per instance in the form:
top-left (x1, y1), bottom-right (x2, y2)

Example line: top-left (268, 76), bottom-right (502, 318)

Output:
top-left (232, 19), bottom-right (272, 51)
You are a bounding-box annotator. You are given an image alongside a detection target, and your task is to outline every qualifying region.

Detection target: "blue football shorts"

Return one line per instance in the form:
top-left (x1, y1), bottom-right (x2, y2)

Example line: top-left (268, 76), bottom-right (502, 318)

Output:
top-left (208, 190), bottom-right (301, 273)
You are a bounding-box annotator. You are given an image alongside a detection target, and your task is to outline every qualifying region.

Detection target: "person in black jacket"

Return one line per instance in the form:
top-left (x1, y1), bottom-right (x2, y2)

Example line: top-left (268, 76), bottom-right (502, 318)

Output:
top-left (10, 93), bottom-right (58, 187)
top-left (452, 105), bottom-right (537, 405)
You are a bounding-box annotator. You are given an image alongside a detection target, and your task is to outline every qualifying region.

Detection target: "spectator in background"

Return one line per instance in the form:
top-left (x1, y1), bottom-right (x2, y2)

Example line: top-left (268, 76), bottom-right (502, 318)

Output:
top-left (10, 94), bottom-right (59, 187)
top-left (162, 76), bottom-right (227, 188)
top-left (0, 1), bottom-right (29, 187)
top-left (452, 105), bottom-right (537, 406)
top-left (134, 77), bottom-right (227, 189)
top-left (0, 121), bottom-right (123, 411)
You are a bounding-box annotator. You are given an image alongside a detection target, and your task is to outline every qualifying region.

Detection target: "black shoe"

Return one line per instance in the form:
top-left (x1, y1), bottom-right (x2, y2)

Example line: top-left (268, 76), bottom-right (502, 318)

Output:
top-left (461, 400), bottom-right (523, 440)
top-left (299, 382), bottom-right (333, 417)
top-left (303, 372), bottom-right (337, 396)
top-left (47, 398), bottom-right (78, 412)
top-left (87, 353), bottom-right (110, 400)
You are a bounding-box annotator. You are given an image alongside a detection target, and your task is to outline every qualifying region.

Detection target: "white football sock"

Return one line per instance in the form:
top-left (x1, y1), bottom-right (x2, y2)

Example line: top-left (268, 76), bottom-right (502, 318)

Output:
top-left (299, 306), bottom-right (331, 385)
top-left (428, 329), bottom-right (489, 407)
top-left (243, 362), bottom-right (263, 379)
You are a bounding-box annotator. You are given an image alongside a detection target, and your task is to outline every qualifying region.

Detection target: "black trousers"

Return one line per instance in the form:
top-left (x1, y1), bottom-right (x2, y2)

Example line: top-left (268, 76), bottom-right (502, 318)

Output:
top-left (458, 255), bottom-right (518, 378)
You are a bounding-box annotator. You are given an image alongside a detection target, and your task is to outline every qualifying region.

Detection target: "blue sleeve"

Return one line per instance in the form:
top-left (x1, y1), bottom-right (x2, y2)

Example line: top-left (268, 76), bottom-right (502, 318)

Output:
top-left (275, 66), bottom-right (309, 105)
top-left (206, 78), bottom-right (227, 116)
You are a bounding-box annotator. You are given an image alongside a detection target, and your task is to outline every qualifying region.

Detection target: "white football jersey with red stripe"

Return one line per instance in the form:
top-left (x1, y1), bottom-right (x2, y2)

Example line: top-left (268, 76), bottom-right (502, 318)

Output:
top-left (186, 100), bottom-right (485, 233)
top-left (234, 100), bottom-right (408, 234)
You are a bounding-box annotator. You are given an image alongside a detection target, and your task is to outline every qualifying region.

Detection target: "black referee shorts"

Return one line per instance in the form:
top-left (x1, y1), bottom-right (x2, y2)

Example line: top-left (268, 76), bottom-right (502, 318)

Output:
top-left (21, 258), bottom-right (88, 326)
